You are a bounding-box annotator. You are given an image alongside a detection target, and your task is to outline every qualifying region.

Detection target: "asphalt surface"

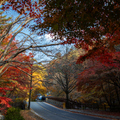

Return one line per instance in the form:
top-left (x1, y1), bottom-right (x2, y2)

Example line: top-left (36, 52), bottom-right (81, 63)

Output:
top-left (30, 102), bottom-right (109, 120)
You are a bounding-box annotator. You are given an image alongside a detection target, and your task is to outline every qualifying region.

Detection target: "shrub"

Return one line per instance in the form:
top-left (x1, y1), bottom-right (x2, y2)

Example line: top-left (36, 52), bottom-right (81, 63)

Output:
top-left (11, 98), bottom-right (25, 110)
top-left (5, 107), bottom-right (25, 120)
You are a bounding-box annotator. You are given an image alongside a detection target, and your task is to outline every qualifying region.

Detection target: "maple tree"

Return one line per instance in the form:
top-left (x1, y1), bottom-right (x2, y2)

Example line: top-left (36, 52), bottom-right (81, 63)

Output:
top-left (0, 0), bottom-right (61, 75)
top-left (77, 57), bottom-right (120, 111)
top-left (35, 0), bottom-right (120, 65)
top-left (1, 0), bottom-right (44, 18)
top-left (0, 36), bottom-right (32, 111)
top-left (0, 0), bottom-right (62, 112)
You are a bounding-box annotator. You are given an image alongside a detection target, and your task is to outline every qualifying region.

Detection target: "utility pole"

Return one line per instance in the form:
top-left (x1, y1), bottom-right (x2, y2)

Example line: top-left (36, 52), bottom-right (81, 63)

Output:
top-left (28, 45), bottom-right (33, 110)
top-left (28, 66), bottom-right (32, 110)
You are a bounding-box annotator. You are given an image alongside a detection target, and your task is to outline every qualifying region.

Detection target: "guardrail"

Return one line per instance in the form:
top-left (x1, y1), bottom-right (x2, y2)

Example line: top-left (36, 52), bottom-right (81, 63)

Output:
top-left (46, 97), bottom-right (120, 111)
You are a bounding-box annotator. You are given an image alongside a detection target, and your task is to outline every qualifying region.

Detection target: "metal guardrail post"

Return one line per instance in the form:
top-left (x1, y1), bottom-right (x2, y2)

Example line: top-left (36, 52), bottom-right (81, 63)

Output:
top-left (63, 102), bottom-right (66, 109)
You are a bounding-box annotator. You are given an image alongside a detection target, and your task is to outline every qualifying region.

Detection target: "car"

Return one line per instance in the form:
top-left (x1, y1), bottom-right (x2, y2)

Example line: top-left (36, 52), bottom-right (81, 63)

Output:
top-left (39, 96), bottom-right (42, 100)
top-left (38, 96), bottom-right (46, 101)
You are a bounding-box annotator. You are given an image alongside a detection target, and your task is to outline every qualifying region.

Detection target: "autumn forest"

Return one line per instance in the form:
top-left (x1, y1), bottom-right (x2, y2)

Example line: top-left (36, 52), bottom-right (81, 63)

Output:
top-left (0, 0), bottom-right (120, 113)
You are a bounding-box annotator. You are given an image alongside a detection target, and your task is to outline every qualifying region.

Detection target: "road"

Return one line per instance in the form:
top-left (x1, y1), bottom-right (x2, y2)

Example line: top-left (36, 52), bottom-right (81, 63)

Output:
top-left (30, 102), bottom-right (109, 120)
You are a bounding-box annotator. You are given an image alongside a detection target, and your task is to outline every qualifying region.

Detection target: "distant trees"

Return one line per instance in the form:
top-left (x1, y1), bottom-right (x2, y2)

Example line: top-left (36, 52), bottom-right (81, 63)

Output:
top-left (45, 47), bottom-right (84, 108)
top-left (77, 58), bottom-right (120, 111)
top-left (36, 0), bottom-right (120, 111)
top-left (31, 64), bottom-right (47, 100)
top-left (45, 46), bottom-right (120, 110)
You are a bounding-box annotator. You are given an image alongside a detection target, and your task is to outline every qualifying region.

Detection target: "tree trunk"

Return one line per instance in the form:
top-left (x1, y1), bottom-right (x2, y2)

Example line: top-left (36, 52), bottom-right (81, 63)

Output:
top-left (65, 71), bottom-right (69, 109)
top-left (66, 91), bottom-right (69, 109)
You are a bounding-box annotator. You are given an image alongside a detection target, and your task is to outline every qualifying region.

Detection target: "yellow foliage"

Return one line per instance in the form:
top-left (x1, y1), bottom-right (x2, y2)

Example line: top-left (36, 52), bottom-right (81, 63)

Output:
top-left (31, 65), bottom-right (47, 98)
top-left (32, 65), bottom-right (47, 88)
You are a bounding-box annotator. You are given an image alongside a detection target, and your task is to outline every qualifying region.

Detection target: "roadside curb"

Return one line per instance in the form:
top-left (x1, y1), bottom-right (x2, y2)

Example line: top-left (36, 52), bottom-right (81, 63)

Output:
top-left (30, 109), bottom-right (47, 120)
top-left (66, 109), bottom-right (120, 120)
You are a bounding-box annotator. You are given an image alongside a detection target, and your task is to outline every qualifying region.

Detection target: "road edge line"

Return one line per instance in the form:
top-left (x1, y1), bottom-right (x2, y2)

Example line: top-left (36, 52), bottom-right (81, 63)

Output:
top-left (31, 109), bottom-right (48, 120)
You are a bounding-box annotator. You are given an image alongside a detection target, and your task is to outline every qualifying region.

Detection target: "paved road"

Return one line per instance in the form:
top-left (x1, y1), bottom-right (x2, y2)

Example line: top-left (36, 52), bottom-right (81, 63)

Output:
top-left (30, 102), bottom-right (109, 120)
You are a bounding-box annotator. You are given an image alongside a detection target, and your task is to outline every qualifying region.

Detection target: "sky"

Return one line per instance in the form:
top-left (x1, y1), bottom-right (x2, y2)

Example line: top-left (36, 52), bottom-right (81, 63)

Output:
top-left (2, 7), bottom-right (73, 64)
